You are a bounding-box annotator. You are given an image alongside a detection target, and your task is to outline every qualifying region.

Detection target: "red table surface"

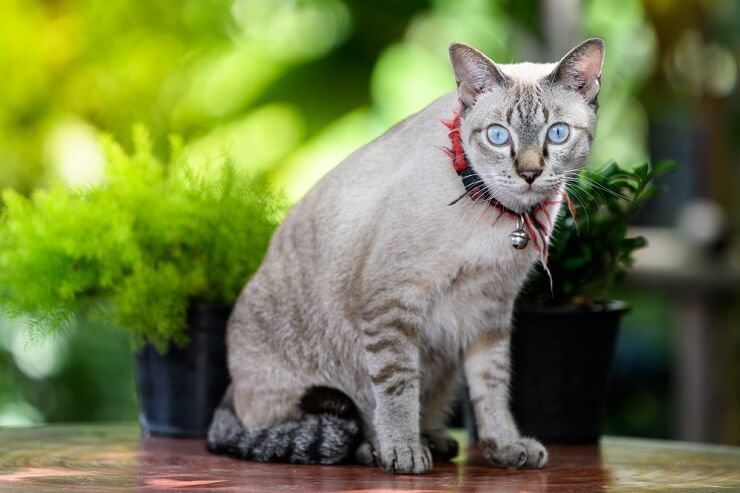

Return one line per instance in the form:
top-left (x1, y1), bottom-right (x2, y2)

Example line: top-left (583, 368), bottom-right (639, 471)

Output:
top-left (1, 424), bottom-right (739, 492)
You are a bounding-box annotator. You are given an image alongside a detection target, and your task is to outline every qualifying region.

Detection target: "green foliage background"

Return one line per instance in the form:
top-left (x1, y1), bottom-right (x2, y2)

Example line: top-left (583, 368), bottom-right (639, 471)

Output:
top-left (0, 0), bottom-right (655, 198)
top-left (0, 0), bottom-right (736, 443)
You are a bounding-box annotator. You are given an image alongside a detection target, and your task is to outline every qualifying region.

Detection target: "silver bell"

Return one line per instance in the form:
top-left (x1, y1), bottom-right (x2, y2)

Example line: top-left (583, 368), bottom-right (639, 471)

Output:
top-left (510, 229), bottom-right (529, 249)
top-left (510, 215), bottom-right (529, 250)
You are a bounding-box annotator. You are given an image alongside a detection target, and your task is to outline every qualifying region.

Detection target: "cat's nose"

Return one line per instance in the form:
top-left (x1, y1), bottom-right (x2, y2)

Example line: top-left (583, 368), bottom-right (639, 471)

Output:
top-left (515, 149), bottom-right (544, 184)
top-left (517, 168), bottom-right (542, 184)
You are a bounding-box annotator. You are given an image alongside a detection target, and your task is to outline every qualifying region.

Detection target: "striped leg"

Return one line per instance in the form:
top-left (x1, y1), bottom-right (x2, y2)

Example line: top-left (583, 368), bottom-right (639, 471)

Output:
top-left (464, 330), bottom-right (548, 469)
top-left (362, 299), bottom-right (432, 474)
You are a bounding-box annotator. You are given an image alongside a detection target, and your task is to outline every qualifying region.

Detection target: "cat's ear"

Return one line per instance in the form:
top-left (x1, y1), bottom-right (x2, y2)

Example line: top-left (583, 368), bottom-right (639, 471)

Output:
top-left (449, 43), bottom-right (509, 107)
top-left (550, 38), bottom-right (605, 103)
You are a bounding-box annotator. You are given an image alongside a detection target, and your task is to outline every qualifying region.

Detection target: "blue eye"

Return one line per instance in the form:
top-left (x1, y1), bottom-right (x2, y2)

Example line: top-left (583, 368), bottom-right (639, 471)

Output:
top-left (547, 122), bottom-right (570, 144)
top-left (487, 124), bottom-right (510, 146)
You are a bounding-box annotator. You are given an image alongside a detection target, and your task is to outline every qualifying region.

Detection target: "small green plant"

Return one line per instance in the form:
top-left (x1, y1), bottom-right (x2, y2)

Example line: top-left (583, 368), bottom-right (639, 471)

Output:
top-left (0, 127), bottom-right (284, 352)
top-left (519, 161), bottom-right (675, 306)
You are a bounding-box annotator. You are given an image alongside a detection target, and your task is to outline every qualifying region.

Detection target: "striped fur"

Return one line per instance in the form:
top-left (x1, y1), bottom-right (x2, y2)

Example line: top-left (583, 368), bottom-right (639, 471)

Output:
top-left (212, 39), bottom-right (604, 473)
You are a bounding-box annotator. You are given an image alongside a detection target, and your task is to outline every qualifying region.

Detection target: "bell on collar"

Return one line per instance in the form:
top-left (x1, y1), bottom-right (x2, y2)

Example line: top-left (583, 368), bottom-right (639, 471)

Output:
top-left (510, 215), bottom-right (529, 250)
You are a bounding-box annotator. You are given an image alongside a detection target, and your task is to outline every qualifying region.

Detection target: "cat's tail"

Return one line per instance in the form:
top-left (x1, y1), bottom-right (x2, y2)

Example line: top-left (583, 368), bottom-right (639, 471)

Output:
top-left (206, 386), bottom-right (363, 464)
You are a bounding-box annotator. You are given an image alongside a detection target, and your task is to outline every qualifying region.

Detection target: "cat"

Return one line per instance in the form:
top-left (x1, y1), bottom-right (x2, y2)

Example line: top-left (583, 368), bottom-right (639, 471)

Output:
top-left (208, 38), bottom-right (604, 474)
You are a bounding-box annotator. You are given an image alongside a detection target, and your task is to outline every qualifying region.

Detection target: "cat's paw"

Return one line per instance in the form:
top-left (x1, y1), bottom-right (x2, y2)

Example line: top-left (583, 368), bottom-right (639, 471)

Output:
top-left (354, 440), bottom-right (378, 466)
top-left (422, 430), bottom-right (459, 462)
top-left (378, 439), bottom-right (433, 474)
top-left (481, 437), bottom-right (548, 469)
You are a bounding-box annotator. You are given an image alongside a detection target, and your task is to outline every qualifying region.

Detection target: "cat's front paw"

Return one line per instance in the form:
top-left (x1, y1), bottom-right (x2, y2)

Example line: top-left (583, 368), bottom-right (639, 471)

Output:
top-left (377, 438), bottom-right (432, 474)
top-left (422, 430), bottom-right (459, 461)
top-left (481, 437), bottom-right (548, 469)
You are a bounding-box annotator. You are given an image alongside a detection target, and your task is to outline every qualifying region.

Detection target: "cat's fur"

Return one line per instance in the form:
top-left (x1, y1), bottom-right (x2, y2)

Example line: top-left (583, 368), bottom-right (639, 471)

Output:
top-left (208, 39), bottom-right (604, 473)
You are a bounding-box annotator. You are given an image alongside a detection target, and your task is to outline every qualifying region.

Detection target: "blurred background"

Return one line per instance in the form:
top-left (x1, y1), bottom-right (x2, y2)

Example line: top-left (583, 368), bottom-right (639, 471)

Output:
top-left (0, 0), bottom-right (738, 444)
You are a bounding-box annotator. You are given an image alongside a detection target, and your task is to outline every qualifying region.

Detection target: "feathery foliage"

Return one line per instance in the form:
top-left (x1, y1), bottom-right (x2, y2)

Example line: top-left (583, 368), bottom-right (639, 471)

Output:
top-left (519, 161), bottom-right (676, 306)
top-left (0, 127), bottom-right (284, 352)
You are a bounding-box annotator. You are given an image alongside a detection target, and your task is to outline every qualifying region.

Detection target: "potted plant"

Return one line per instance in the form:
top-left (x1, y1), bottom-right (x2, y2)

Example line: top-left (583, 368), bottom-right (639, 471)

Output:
top-left (506, 160), bottom-right (675, 443)
top-left (0, 127), bottom-right (284, 437)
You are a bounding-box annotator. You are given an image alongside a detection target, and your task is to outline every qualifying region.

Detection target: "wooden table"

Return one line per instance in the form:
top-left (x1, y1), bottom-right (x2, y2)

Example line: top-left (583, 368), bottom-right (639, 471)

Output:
top-left (1, 424), bottom-right (739, 492)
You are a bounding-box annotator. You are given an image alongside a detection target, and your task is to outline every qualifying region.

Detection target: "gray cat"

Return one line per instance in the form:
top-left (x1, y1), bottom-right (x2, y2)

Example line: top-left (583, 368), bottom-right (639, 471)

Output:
top-left (208, 38), bottom-right (604, 474)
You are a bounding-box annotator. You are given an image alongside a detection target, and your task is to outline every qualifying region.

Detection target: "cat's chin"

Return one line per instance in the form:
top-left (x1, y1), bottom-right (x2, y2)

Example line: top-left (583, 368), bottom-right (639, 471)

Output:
top-left (511, 195), bottom-right (546, 213)
top-left (511, 180), bottom-right (567, 211)
top-left (490, 187), bottom-right (552, 214)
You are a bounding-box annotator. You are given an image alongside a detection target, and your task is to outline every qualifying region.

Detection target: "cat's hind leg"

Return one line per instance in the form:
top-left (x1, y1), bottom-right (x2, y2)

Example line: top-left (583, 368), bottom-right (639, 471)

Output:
top-left (207, 385), bottom-right (362, 464)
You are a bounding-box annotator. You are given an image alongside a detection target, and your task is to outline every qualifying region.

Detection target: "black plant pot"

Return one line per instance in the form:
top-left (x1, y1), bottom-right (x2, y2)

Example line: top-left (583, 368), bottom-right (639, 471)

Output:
top-left (508, 302), bottom-right (627, 443)
top-left (135, 303), bottom-right (231, 438)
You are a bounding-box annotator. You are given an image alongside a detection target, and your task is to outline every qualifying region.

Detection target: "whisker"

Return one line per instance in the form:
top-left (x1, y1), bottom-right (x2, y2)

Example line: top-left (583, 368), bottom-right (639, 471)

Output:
top-left (577, 173), bottom-right (631, 202)
top-left (564, 180), bottom-right (590, 229)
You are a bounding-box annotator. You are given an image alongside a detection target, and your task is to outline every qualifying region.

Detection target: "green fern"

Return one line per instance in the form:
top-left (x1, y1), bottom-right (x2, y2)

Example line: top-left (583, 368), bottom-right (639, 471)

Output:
top-left (0, 128), bottom-right (284, 352)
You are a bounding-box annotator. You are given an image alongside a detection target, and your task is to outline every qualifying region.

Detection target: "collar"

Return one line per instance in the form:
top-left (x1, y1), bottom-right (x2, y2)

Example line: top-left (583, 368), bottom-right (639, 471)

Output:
top-left (440, 105), bottom-right (575, 270)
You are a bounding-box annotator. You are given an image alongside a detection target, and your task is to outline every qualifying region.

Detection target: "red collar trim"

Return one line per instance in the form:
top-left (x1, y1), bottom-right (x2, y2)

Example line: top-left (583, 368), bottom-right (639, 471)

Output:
top-left (440, 105), bottom-right (576, 269)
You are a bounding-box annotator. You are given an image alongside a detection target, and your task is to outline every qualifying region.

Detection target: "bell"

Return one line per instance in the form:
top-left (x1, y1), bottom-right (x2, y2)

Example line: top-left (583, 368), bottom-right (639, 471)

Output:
top-left (510, 214), bottom-right (529, 250)
top-left (510, 229), bottom-right (529, 249)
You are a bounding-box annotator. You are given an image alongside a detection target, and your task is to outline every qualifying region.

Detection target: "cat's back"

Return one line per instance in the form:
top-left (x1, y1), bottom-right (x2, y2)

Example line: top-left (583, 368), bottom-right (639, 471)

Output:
top-left (286, 92), bottom-right (456, 213)
top-left (258, 91), bottom-right (458, 268)
top-left (326, 92), bottom-right (459, 195)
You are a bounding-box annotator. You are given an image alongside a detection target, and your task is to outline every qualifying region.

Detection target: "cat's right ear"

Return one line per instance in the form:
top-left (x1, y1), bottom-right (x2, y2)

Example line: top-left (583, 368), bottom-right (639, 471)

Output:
top-left (449, 43), bottom-right (508, 107)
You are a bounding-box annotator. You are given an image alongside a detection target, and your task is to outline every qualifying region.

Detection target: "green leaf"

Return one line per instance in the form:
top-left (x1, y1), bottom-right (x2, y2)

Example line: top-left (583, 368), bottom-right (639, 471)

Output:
top-left (651, 160), bottom-right (678, 177)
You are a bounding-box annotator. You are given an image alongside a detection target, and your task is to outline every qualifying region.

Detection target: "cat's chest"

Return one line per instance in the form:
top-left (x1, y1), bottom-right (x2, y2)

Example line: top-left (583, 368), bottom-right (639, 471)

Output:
top-left (423, 224), bottom-right (537, 350)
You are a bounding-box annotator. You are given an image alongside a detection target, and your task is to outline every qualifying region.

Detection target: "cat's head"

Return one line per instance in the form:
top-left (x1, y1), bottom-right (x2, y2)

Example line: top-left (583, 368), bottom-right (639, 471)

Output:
top-left (449, 39), bottom-right (605, 212)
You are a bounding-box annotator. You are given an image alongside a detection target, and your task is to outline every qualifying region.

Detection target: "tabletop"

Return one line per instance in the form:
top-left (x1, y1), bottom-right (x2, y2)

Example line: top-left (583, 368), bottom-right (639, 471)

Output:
top-left (0, 424), bottom-right (739, 492)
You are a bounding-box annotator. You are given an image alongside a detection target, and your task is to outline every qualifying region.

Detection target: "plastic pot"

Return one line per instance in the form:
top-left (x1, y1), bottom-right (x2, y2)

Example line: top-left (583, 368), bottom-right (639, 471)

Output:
top-left (135, 303), bottom-right (231, 438)
top-left (508, 302), bottom-right (627, 443)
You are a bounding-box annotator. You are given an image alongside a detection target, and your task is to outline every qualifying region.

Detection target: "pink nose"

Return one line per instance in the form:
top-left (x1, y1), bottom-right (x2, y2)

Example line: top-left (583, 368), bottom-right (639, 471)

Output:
top-left (517, 168), bottom-right (542, 184)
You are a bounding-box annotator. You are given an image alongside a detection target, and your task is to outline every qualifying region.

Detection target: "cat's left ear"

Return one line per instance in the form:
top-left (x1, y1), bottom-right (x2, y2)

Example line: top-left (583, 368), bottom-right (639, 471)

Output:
top-left (549, 38), bottom-right (605, 103)
top-left (449, 43), bottom-right (509, 107)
